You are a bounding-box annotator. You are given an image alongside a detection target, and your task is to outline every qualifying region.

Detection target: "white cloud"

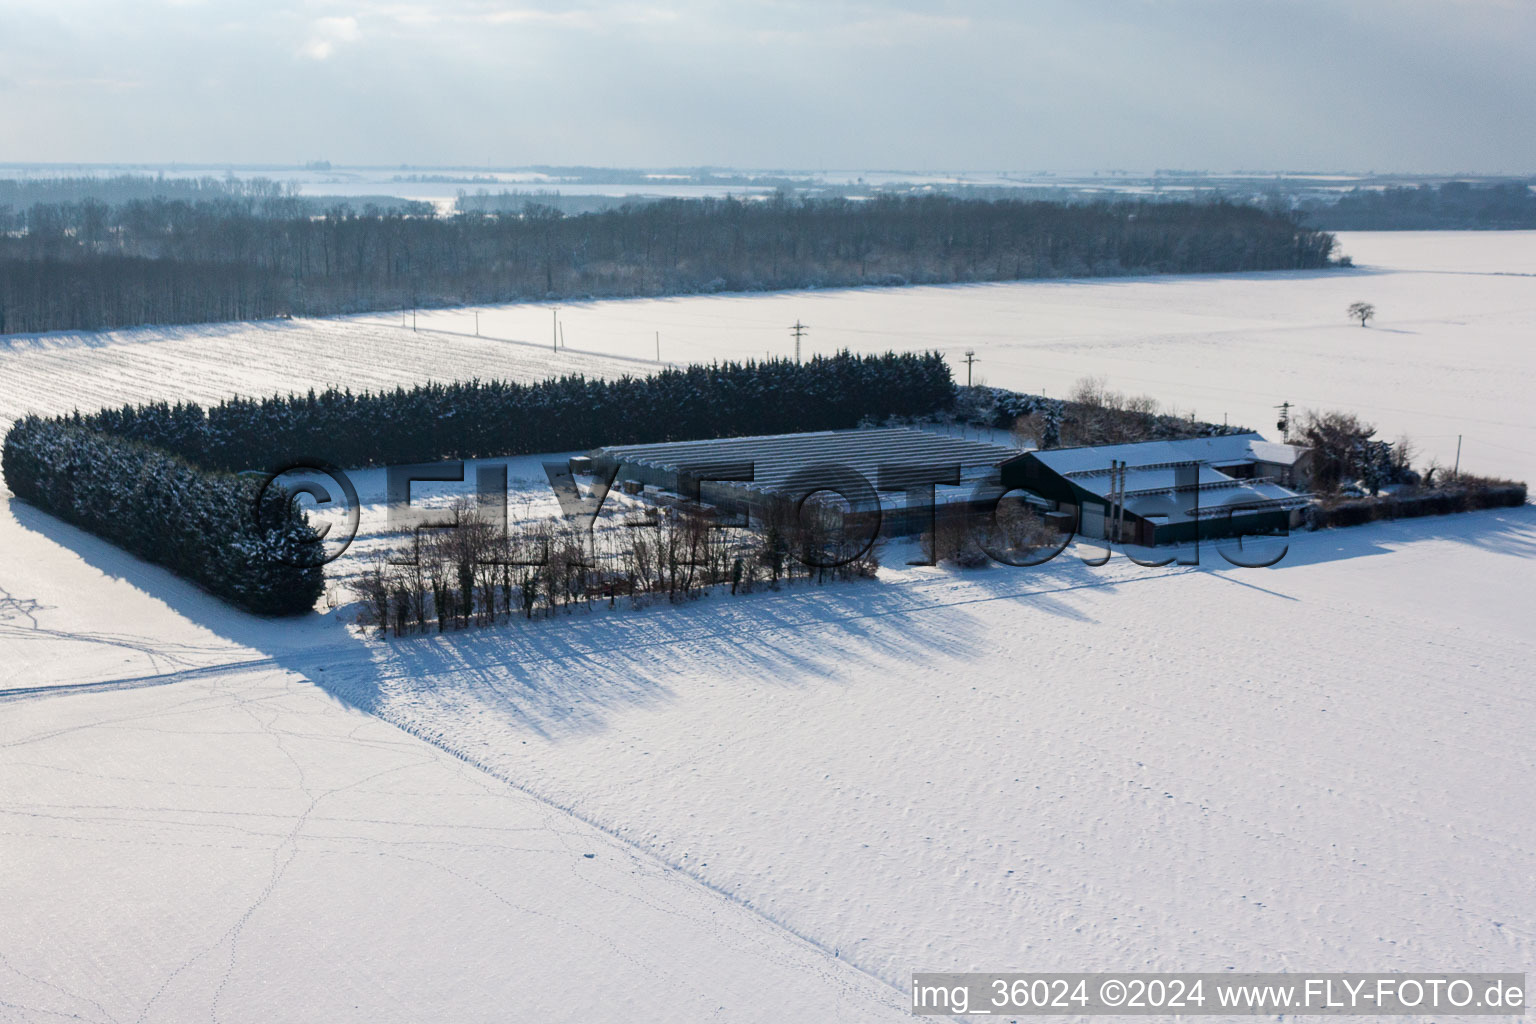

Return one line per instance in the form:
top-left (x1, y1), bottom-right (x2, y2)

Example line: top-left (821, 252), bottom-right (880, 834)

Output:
top-left (299, 14), bottom-right (359, 60)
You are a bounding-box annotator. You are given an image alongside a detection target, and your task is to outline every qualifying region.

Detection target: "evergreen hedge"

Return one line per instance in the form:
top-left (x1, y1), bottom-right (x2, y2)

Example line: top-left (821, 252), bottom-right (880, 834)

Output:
top-left (52, 351), bottom-right (955, 472)
top-left (1310, 480), bottom-right (1527, 528)
top-left (2, 351), bottom-right (954, 615)
top-left (2, 418), bottom-right (325, 615)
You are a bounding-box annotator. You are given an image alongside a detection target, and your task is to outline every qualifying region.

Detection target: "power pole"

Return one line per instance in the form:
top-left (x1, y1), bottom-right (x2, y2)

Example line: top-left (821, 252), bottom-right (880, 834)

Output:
top-left (1275, 401), bottom-right (1291, 441)
top-left (1453, 434), bottom-right (1462, 478)
top-left (552, 306), bottom-right (560, 352)
top-left (559, 323), bottom-right (566, 349)
top-left (790, 320), bottom-right (807, 363)
top-left (1118, 462), bottom-right (1128, 545)
top-left (1124, 463), bottom-right (1136, 543)
top-left (474, 310), bottom-right (480, 336)
top-left (655, 331), bottom-right (660, 362)
top-left (1112, 461), bottom-right (1120, 545)
top-left (412, 308), bottom-right (417, 332)
top-left (1110, 460), bottom-right (1126, 545)
top-left (962, 350), bottom-right (978, 387)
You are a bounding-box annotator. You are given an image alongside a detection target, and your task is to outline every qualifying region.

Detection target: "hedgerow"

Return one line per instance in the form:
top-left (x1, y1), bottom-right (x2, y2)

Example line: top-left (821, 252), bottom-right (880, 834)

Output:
top-left (2, 351), bottom-right (955, 615)
top-left (54, 351), bottom-right (954, 471)
top-left (1308, 477), bottom-right (1527, 528)
top-left (3, 418), bottom-right (324, 615)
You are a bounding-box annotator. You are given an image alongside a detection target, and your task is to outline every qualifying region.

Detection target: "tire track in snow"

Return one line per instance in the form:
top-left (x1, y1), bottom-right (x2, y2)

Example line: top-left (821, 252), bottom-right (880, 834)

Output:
top-left (0, 659), bottom-right (279, 703)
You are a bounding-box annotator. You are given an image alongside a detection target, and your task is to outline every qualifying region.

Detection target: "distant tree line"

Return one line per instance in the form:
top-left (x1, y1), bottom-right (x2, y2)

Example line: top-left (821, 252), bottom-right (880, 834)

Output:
top-left (0, 174), bottom-right (297, 209)
top-left (47, 351), bottom-right (954, 472)
top-left (455, 190), bottom-right (656, 217)
top-left (1, 418), bottom-right (324, 615)
top-left (0, 194), bottom-right (1336, 334)
top-left (0, 175), bottom-right (432, 228)
top-left (1303, 182), bottom-right (1536, 230)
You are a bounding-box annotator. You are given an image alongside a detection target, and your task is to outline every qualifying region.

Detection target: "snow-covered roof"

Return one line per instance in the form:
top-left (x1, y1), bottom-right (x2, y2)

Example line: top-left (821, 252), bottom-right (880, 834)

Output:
top-left (1016, 433), bottom-right (1311, 523)
top-left (1064, 463), bottom-right (1233, 499)
top-left (1189, 489), bottom-right (1311, 518)
top-left (1245, 440), bottom-right (1308, 466)
top-left (597, 427), bottom-right (1020, 495)
top-left (1027, 433), bottom-right (1268, 475)
top-left (1027, 433), bottom-right (1308, 478)
top-left (1127, 481), bottom-right (1311, 521)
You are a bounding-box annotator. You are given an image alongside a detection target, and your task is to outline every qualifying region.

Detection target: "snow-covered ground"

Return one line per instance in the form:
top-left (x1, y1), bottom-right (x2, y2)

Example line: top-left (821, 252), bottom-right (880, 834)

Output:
top-left (355, 230), bottom-right (1536, 483)
top-left (6, 231), bottom-right (1530, 483)
top-left (1, 233), bottom-right (1533, 1021)
top-left (315, 510), bottom-right (1536, 988)
top-left (0, 502), bottom-right (908, 1022)
top-left (0, 317), bottom-right (652, 433)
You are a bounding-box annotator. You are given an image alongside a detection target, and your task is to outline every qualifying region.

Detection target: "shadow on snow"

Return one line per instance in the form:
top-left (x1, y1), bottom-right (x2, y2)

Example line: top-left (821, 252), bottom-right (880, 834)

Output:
top-left (9, 497), bottom-right (1533, 740)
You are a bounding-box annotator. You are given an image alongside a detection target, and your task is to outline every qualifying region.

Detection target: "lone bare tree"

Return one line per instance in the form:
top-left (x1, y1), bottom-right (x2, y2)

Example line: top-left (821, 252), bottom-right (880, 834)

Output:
top-left (1348, 301), bottom-right (1375, 327)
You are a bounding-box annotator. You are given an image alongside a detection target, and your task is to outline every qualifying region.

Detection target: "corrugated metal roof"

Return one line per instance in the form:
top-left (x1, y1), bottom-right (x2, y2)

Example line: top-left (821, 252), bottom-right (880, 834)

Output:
top-left (1018, 433), bottom-right (1311, 524)
top-left (1026, 433), bottom-right (1269, 475)
top-left (596, 427), bottom-right (1020, 495)
top-left (1246, 440), bottom-right (1307, 466)
top-left (1127, 481), bottom-right (1310, 520)
top-left (1067, 464), bottom-right (1234, 498)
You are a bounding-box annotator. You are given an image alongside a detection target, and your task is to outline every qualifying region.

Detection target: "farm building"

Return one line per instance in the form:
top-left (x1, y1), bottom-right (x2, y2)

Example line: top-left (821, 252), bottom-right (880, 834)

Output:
top-left (590, 427), bottom-right (1020, 536)
top-left (1000, 433), bottom-right (1313, 546)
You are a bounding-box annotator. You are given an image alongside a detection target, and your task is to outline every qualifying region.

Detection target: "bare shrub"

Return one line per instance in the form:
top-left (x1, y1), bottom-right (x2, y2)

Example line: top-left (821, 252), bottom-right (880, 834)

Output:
top-left (1060, 375), bottom-right (1163, 446)
top-left (364, 487), bottom-right (883, 638)
top-left (977, 495), bottom-right (1060, 559)
top-left (920, 506), bottom-right (990, 568)
top-left (1391, 434), bottom-right (1418, 480)
top-left (1011, 410), bottom-right (1047, 449)
top-left (355, 559), bottom-right (394, 635)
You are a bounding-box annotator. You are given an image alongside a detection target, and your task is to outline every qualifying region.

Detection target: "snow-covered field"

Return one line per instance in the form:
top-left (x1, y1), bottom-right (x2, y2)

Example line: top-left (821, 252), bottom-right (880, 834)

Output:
top-left (0, 503), bottom-right (909, 1022)
top-left (6, 231), bottom-right (1531, 482)
top-left (0, 317), bottom-right (651, 433)
top-left (317, 511), bottom-right (1536, 987)
top-left (1, 233), bottom-right (1533, 1021)
top-left (356, 230), bottom-right (1536, 483)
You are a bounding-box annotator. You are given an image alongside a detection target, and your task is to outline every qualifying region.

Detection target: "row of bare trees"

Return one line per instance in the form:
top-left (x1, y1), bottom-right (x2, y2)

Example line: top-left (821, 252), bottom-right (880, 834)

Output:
top-left (1006, 375), bottom-right (1228, 449)
top-left (353, 500), bottom-right (880, 638)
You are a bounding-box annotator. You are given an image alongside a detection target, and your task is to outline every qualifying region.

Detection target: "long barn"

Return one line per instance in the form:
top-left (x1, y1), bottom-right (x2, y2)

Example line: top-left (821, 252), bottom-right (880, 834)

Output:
top-left (591, 426), bottom-right (1021, 535)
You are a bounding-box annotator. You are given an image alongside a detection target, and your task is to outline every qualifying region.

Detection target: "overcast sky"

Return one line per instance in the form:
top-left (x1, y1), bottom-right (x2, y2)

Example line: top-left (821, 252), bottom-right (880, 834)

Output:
top-left (1, 0), bottom-right (1531, 173)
